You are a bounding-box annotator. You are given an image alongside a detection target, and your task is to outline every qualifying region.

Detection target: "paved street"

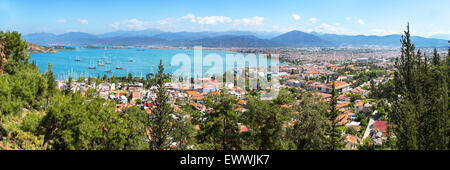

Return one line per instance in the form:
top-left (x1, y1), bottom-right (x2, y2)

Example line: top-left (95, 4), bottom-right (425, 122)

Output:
top-left (361, 110), bottom-right (378, 144)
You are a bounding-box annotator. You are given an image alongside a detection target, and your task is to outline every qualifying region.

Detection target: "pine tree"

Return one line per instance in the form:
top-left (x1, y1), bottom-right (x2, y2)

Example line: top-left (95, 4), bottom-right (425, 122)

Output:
top-left (432, 48), bottom-right (441, 66)
top-left (243, 95), bottom-right (292, 150)
top-left (148, 59), bottom-right (174, 150)
top-left (1, 31), bottom-right (29, 74)
top-left (327, 81), bottom-right (344, 150)
top-left (290, 92), bottom-right (328, 150)
top-left (197, 88), bottom-right (241, 150)
top-left (390, 24), bottom-right (449, 150)
top-left (44, 63), bottom-right (56, 93)
top-left (128, 73), bottom-right (133, 83)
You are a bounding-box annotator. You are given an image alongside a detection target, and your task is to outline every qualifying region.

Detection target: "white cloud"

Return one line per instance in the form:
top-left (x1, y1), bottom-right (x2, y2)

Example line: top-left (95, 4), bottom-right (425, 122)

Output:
top-left (234, 16), bottom-right (264, 26)
top-left (272, 25), bottom-right (280, 30)
top-left (79, 19), bottom-right (88, 24)
top-left (180, 14), bottom-right (196, 22)
top-left (157, 14), bottom-right (198, 26)
top-left (124, 19), bottom-right (145, 30)
top-left (110, 18), bottom-right (152, 30)
top-left (56, 19), bottom-right (66, 23)
top-left (308, 18), bottom-right (318, 24)
top-left (345, 17), bottom-right (352, 21)
top-left (292, 14), bottom-right (301, 21)
top-left (314, 23), bottom-right (347, 34)
top-left (109, 14), bottom-right (264, 32)
top-left (357, 19), bottom-right (365, 25)
top-left (157, 18), bottom-right (175, 25)
top-left (196, 16), bottom-right (232, 25)
top-left (367, 29), bottom-right (395, 36)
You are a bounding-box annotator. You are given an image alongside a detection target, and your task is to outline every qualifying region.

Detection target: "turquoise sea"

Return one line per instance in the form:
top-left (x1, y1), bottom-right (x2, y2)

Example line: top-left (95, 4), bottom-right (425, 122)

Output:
top-left (29, 48), bottom-right (277, 80)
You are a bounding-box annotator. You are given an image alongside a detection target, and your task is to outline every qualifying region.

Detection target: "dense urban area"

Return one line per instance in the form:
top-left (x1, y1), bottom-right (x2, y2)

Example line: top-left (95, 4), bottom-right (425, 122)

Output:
top-left (0, 25), bottom-right (449, 150)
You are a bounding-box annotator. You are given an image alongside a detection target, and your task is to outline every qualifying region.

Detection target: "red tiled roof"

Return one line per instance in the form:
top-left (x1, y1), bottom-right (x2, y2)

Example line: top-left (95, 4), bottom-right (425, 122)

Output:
top-left (238, 100), bottom-right (247, 105)
top-left (373, 121), bottom-right (388, 132)
top-left (240, 124), bottom-right (249, 133)
top-left (329, 81), bottom-right (349, 89)
top-left (346, 134), bottom-right (358, 143)
top-left (337, 102), bottom-right (351, 108)
top-left (354, 100), bottom-right (364, 107)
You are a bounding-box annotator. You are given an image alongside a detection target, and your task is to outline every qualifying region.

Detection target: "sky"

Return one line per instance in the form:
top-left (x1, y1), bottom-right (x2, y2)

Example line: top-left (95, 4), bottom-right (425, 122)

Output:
top-left (1, 0), bottom-right (449, 37)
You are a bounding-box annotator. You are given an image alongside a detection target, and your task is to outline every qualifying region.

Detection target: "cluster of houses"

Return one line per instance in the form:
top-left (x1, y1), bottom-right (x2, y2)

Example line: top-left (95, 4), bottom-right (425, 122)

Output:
top-left (279, 61), bottom-right (393, 149)
top-left (55, 59), bottom-right (393, 149)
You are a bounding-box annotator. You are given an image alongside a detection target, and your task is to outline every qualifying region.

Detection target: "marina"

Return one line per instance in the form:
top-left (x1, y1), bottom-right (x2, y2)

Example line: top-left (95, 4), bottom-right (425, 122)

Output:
top-left (29, 48), bottom-right (274, 80)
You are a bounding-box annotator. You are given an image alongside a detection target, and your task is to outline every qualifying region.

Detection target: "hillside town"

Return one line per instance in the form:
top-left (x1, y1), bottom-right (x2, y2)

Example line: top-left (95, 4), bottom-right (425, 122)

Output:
top-left (55, 52), bottom-right (404, 149)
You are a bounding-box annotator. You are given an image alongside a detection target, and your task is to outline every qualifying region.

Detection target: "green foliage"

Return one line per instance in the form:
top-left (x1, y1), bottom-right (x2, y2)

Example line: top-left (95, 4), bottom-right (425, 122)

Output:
top-left (20, 111), bottom-right (43, 133)
top-left (172, 117), bottom-right (195, 150)
top-left (44, 63), bottom-right (56, 95)
top-left (327, 81), bottom-right (344, 150)
top-left (39, 94), bottom-right (148, 150)
top-left (148, 59), bottom-right (175, 150)
top-left (196, 89), bottom-right (241, 150)
top-left (289, 92), bottom-right (329, 150)
top-left (135, 98), bottom-right (142, 105)
top-left (352, 69), bottom-right (384, 87)
top-left (390, 24), bottom-right (449, 150)
top-left (273, 88), bottom-right (295, 105)
top-left (242, 95), bottom-right (292, 150)
top-left (346, 126), bottom-right (359, 136)
top-left (374, 80), bottom-right (396, 101)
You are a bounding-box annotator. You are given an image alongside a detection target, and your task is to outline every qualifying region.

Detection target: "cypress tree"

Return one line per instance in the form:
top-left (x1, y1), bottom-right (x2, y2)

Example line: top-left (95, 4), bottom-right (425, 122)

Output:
top-left (148, 59), bottom-right (174, 150)
top-left (390, 24), bottom-right (449, 150)
top-left (432, 48), bottom-right (441, 66)
top-left (197, 88), bottom-right (241, 150)
top-left (327, 81), bottom-right (343, 150)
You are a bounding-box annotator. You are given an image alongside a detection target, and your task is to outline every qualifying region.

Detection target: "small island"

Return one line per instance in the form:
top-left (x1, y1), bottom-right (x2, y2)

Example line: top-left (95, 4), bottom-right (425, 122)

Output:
top-left (26, 43), bottom-right (77, 53)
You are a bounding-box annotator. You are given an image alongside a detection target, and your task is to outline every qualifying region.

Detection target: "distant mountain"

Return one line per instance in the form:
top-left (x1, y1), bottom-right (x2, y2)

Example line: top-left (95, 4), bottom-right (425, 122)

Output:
top-left (23, 32), bottom-right (100, 45)
top-left (152, 32), bottom-right (214, 40)
top-left (172, 35), bottom-right (276, 47)
top-left (97, 29), bottom-right (164, 38)
top-left (271, 31), bottom-right (333, 47)
top-left (429, 34), bottom-right (450, 40)
top-left (101, 36), bottom-right (169, 46)
top-left (219, 31), bottom-right (281, 39)
top-left (313, 33), bottom-right (449, 47)
top-left (56, 32), bottom-right (101, 44)
top-left (151, 31), bottom-right (281, 41)
top-left (23, 32), bottom-right (58, 45)
top-left (22, 30), bottom-right (448, 48)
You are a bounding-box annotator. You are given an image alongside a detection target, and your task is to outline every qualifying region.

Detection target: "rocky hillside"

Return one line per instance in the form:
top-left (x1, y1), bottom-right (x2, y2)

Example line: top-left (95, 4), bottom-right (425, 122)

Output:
top-left (26, 43), bottom-right (76, 53)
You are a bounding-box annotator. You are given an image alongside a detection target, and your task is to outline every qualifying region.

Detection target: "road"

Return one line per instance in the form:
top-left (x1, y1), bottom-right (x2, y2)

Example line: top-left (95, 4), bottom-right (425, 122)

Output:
top-left (361, 110), bottom-right (378, 144)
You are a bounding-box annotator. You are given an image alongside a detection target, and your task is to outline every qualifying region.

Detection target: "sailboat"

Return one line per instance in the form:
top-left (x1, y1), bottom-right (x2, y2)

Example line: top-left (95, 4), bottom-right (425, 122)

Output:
top-left (98, 61), bottom-right (105, 67)
top-left (98, 47), bottom-right (107, 66)
top-left (102, 46), bottom-right (108, 59)
top-left (128, 57), bottom-right (134, 62)
top-left (104, 63), bottom-right (112, 73)
top-left (75, 56), bottom-right (81, 61)
top-left (116, 62), bottom-right (124, 70)
top-left (88, 60), bottom-right (96, 69)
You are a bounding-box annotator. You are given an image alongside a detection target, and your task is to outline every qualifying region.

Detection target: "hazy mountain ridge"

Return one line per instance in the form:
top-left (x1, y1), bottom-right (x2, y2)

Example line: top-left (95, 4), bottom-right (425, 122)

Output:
top-left (23, 29), bottom-right (449, 48)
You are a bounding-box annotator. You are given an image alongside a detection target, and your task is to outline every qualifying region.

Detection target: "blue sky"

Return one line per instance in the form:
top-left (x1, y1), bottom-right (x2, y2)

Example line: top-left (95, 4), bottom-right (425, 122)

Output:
top-left (1, 0), bottom-right (449, 37)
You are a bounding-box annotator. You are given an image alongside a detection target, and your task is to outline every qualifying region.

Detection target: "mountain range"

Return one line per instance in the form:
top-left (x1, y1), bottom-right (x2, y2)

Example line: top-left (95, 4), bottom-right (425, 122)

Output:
top-left (23, 29), bottom-right (449, 48)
